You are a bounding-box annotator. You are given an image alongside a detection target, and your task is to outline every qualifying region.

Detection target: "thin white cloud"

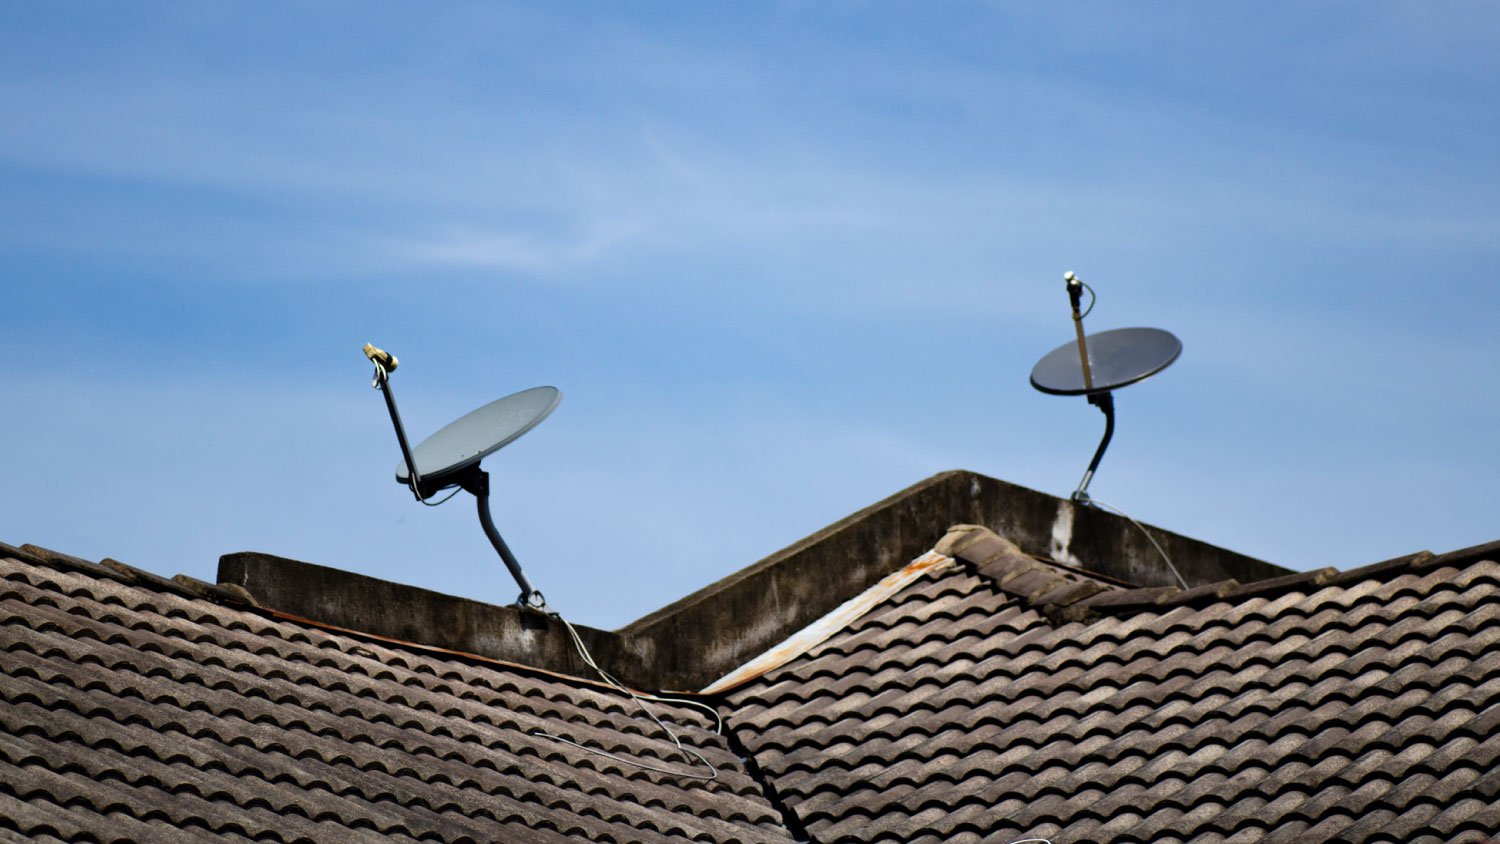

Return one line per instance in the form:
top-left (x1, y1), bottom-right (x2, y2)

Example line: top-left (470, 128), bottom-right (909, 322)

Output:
top-left (381, 216), bottom-right (653, 274)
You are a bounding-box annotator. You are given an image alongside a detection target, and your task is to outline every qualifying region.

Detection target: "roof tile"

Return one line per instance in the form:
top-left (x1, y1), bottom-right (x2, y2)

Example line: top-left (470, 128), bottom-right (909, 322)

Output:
top-left (7, 511), bottom-right (1500, 843)
top-left (726, 526), bottom-right (1500, 843)
top-left (0, 548), bottom-right (791, 844)
top-left (1076, 585), bottom-right (1181, 610)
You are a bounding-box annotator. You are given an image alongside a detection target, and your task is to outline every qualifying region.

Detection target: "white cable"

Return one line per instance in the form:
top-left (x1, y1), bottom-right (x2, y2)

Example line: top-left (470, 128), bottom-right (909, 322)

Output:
top-left (1085, 497), bottom-right (1189, 590)
top-left (532, 729), bottom-right (719, 781)
top-left (536, 610), bottom-right (720, 781)
top-left (635, 691), bottom-right (725, 735)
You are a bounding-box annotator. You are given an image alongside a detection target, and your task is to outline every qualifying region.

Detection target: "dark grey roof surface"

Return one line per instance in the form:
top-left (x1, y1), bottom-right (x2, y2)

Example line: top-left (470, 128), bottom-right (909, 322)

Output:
top-left (6, 507), bottom-right (1500, 843)
top-left (0, 544), bottom-right (793, 844)
top-left (725, 527), bottom-right (1500, 843)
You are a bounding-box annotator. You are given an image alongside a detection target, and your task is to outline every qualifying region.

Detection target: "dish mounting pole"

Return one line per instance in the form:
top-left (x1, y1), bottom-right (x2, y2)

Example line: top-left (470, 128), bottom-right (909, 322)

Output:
top-left (1064, 274), bottom-right (1113, 504)
top-left (457, 466), bottom-right (545, 609)
top-left (1073, 391), bottom-right (1114, 504)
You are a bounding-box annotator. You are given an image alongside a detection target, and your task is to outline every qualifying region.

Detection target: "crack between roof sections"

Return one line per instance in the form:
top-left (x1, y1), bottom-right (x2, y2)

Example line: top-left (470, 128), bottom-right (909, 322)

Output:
top-left (720, 714), bottom-right (813, 844)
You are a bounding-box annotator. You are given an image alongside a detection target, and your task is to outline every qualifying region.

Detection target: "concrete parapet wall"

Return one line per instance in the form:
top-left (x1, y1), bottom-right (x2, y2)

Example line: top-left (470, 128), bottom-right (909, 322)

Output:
top-left (219, 470), bottom-right (1285, 692)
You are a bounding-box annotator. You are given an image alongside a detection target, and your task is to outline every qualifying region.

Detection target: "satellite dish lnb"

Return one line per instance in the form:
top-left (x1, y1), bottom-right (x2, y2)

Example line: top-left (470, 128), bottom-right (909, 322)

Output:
top-left (1028, 274), bottom-right (1181, 503)
top-left (363, 343), bottom-right (559, 609)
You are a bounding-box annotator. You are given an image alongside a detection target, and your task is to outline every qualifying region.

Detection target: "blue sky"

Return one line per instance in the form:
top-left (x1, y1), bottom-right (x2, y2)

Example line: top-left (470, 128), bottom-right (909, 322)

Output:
top-left (4, 2), bottom-right (1497, 628)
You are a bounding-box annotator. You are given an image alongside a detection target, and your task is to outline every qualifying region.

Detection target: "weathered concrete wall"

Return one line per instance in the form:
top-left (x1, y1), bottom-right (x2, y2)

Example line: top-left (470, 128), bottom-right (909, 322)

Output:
top-left (217, 552), bottom-right (656, 687)
top-left (621, 470), bottom-right (1285, 690)
top-left (220, 470), bottom-right (1288, 693)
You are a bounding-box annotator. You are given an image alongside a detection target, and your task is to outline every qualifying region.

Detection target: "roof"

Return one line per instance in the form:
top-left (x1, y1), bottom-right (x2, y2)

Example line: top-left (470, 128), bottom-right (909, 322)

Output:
top-left (4, 470), bottom-right (1499, 843)
top-left (723, 525), bottom-right (1500, 843)
top-left (0, 543), bottom-right (792, 844)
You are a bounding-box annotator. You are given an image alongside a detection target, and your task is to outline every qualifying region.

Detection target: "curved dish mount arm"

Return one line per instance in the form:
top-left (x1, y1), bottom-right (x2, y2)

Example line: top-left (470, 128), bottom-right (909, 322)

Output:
top-left (1073, 391), bottom-right (1114, 503)
top-left (461, 467), bottom-right (545, 608)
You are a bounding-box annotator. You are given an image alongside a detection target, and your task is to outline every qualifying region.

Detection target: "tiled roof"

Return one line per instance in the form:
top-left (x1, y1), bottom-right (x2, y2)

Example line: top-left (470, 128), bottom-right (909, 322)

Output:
top-left (7, 477), bottom-right (1500, 844)
top-left (725, 526), bottom-right (1500, 843)
top-left (0, 543), bottom-right (794, 844)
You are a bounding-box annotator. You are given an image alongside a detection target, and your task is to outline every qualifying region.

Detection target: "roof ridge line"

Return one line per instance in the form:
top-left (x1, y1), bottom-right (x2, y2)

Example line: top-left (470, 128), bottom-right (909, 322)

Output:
top-left (1, 541), bottom-right (709, 699)
top-left (933, 525), bottom-right (1484, 624)
top-left (935, 525), bottom-right (1114, 620)
top-left (7, 541), bottom-right (260, 608)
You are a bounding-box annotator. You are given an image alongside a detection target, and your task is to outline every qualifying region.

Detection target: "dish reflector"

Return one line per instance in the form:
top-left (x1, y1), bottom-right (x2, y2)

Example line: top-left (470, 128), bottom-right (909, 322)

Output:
top-left (1030, 327), bottom-right (1181, 396)
top-left (395, 386), bottom-right (561, 488)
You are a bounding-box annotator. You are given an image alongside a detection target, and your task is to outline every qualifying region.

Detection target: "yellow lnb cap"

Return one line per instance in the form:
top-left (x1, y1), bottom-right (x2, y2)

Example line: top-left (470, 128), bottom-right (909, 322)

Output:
top-left (363, 342), bottom-right (398, 372)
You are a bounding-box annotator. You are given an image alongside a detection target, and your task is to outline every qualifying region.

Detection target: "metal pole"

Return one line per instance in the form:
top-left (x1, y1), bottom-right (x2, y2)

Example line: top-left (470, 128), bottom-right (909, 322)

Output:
top-left (1066, 272), bottom-right (1095, 392)
top-left (365, 343), bottom-right (426, 501)
top-left (1073, 391), bottom-right (1114, 503)
top-left (374, 369), bottom-right (427, 501)
top-left (462, 468), bottom-right (545, 609)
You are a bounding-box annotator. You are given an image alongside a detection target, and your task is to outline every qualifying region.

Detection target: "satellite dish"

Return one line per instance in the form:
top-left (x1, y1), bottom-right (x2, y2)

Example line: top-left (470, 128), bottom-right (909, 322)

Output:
top-left (362, 343), bottom-right (559, 608)
top-left (395, 386), bottom-right (561, 489)
top-left (1030, 328), bottom-right (1181, 396)
top-left (1029, 275), bottom-right (1181, 503)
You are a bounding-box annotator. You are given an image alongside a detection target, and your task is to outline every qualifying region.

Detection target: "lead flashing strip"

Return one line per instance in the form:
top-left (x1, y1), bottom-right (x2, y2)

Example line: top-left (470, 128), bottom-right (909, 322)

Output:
top-left (700, 551), bottom-right (956, 695)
